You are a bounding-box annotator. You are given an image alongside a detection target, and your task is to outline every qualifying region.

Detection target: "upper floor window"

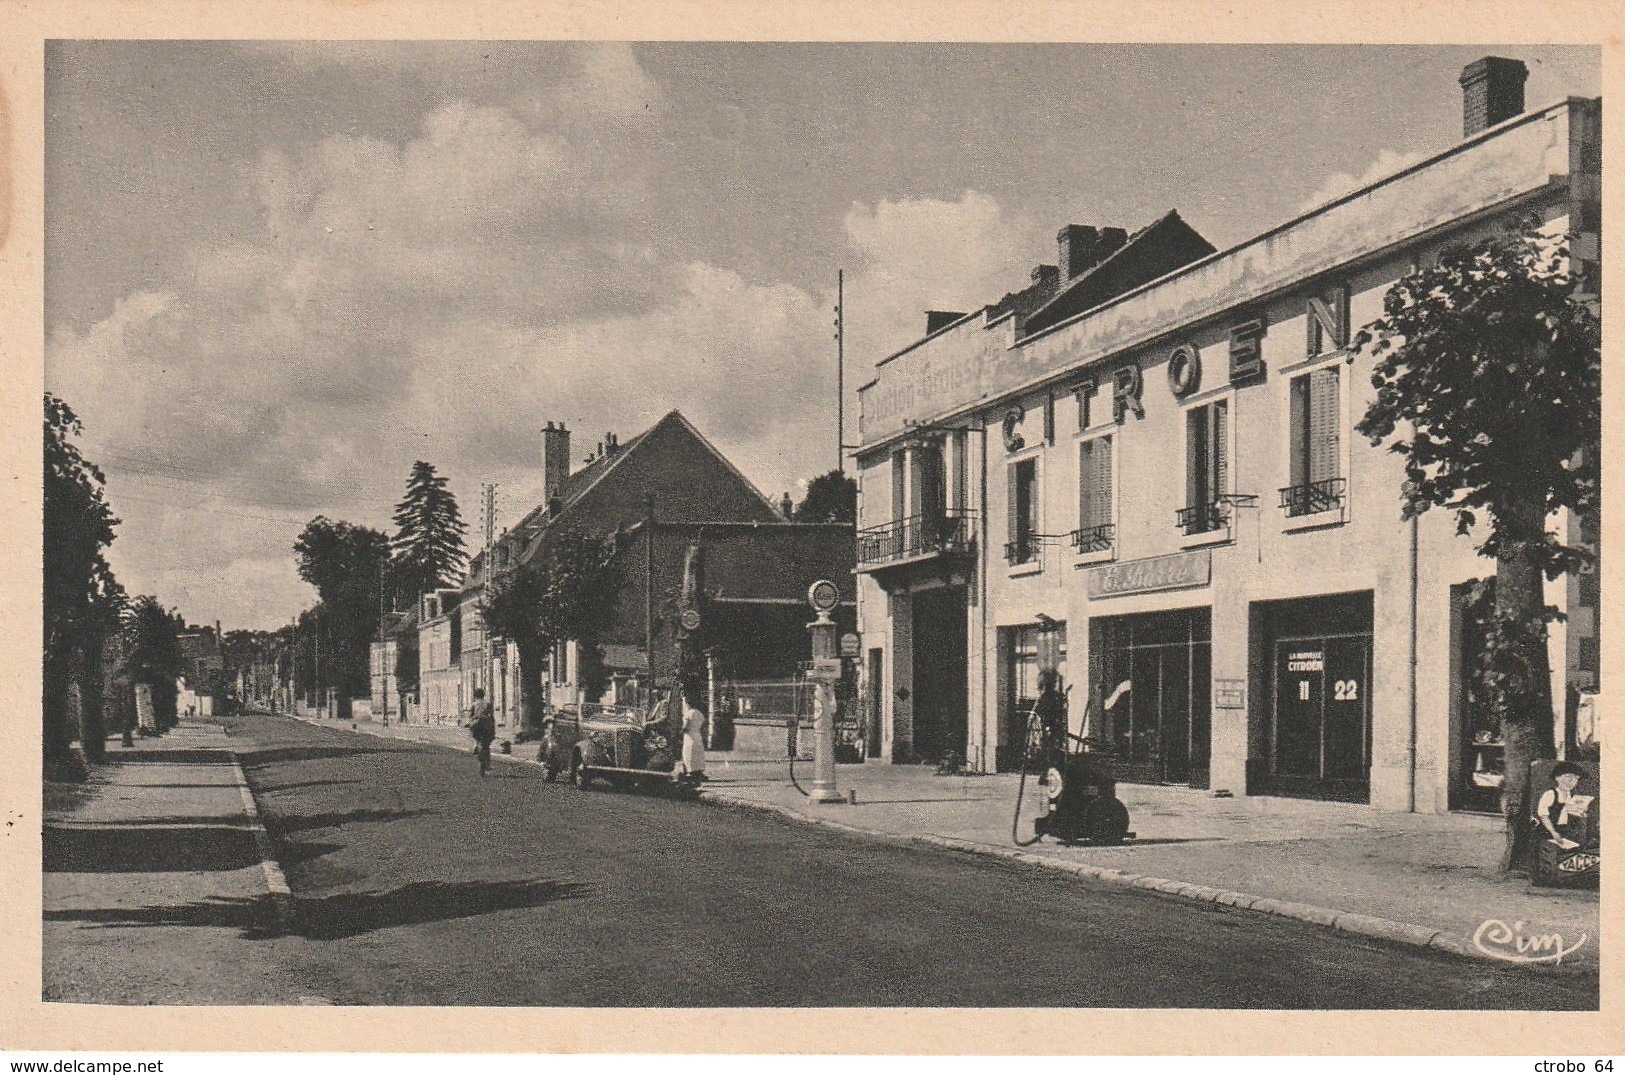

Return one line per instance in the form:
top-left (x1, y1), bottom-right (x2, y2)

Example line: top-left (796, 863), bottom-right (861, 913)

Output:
top-left (1180, 401), bottom-right (1229, 535)
top-left (1282, 367), bottom-right (1346, 517)
top-left (1074, 436), bottom-right (1114, 553)
top-left (1007, 457), bottom-right (1040, 566)
top-left (1306, 284), bottom-right (1350, 357)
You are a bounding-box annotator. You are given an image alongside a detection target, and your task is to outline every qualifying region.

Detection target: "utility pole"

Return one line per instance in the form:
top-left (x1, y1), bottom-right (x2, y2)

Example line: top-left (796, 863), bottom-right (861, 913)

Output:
top-left (482, 481), bottom-right (498, 725)
top-left (834, 268), bottom-right (845, 474)
top-left (378, 559), bottom-right (389, 725)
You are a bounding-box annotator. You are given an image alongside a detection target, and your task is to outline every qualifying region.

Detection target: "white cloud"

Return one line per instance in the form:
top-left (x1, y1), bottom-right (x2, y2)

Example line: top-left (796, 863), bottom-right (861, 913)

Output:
top-left (1297, 149), bottom-right (1426, 214)
top-left (840, 190), bottom-right (1046, 368)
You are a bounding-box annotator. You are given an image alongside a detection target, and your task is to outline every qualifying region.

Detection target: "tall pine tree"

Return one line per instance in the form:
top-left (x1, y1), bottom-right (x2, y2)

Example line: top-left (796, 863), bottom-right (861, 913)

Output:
top-left (392, 461), bottom-right (469, 601)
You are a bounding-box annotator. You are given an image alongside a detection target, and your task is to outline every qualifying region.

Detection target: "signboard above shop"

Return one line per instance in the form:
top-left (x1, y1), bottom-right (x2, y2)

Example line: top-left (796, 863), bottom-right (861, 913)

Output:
top-left (1086, 549), bottom-right (1212, 599)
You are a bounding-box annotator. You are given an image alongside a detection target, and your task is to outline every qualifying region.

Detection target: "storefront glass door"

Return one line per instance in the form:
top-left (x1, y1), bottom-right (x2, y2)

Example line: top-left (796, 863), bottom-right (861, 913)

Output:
top-left (1090, 608), bottom-right (1211, 787)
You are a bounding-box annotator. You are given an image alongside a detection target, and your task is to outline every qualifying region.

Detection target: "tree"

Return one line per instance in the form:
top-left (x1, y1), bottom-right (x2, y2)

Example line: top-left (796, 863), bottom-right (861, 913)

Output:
top-left (795, 470), bottom-right (858, 524)
top-left (294, 517), bottom-right (394, 713)
top-left (482, 529), bottom-right (624, 720)
top-left (124, 596), bottom-right (184, 733)
top-left (1353, 222), bottom-right (1600, 871)
top-left (43, 394), bottom-right (124, 775)
top-left (392, 461), bottom-right (468, 602)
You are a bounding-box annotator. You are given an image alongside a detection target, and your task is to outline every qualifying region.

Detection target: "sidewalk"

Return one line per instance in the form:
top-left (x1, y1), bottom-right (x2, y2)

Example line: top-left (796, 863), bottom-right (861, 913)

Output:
top-left (291, 712), bottom-right (1599, 972)
top-left (43, 721), bottom-right (293, 1002)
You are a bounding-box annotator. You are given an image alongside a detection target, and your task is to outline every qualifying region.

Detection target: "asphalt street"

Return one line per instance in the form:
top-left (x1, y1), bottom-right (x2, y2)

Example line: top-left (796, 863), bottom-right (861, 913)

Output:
top-left (46, 713), bottom-right (1599, 1008)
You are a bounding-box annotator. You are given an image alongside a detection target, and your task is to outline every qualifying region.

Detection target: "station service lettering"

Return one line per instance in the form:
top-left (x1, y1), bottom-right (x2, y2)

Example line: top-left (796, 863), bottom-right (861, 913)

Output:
top-left (1088, 550), bottom-right (1211, 598)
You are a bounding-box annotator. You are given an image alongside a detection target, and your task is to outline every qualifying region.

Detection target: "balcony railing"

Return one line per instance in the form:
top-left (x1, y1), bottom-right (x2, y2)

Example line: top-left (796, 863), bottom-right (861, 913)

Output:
top-left (1176, 500), bottom-right (1232, 537)
top-left (857, 509), bottom-right (977, 568)
top-left (1069, 522), bottom-right (1115, 554)
top-left (1004, 539), bottom-right (1038, 566)
top-left (1279, 477), bottom-right (1347, 518)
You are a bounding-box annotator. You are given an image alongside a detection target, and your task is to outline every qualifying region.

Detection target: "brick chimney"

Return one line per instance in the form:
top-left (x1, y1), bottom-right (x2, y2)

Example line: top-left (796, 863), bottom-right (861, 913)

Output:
top-left (1057, 225), bottom-right (1128, 281)
top-left (542, 421), bottom-right (571, 503)
top-left (1460, 56), bottom-right (1528, 136)
top-left (925, 310), bottom-right (966, 335)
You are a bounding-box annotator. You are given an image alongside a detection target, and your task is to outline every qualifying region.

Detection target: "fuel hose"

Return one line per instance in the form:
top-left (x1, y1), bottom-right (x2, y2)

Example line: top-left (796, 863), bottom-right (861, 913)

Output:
top-left (1010, 704), bottom-right (1043, 846)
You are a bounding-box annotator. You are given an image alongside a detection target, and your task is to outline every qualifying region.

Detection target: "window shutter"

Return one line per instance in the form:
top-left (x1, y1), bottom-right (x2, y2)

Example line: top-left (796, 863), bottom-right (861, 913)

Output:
top-left (1186, 408), bottom-right (1205, 509)
top-left (1024, 461), bottom-right (1040, 539)
top-left (1097, 437), bottom-right (1114, 528)
top-left (1008, 462), bottom-right (1020, 548)
top-left (891, 451), bottom-right (906, 521)
top-left (1289, 376), bottom-right (1309, 489)
top-left (1210, 401), bottom-right (1228, 499)
top-left (1078, 441), bottom-right (1092, 531)
top-left (1309, 367), bottom-right (1340, 484)
top-left (1079, 437), bottom-right (1113, 530)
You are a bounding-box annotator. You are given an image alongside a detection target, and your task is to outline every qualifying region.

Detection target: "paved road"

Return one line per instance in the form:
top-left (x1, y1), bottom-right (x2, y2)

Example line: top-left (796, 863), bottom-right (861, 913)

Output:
top-left (48, 713), bottom-right (1598, 1008)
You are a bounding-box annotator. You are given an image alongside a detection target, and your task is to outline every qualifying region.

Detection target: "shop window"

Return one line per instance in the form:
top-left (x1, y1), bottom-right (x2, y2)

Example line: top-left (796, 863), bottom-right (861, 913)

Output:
top-left (1004, 622), bottom-right (1067, 768)
top-left (1006, 457), bottom-right (1040, 566)
top-left (1074, 435), bottom-right (1114, 553)
top-left (1281, 367), bottom-right (1346, 517)
top-left (1179, 401), bottom-right (1228, 535)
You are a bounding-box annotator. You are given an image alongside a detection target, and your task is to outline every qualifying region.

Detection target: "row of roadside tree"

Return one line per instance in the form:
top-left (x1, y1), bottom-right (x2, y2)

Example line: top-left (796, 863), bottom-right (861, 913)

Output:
top-left (43, 394), bottom-right (209, 779)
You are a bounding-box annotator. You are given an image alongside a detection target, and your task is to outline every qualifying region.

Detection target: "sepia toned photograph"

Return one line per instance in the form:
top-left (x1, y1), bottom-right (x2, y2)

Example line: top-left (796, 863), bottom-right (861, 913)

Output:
top-left (26, 29), bottom-right (1607, 1033)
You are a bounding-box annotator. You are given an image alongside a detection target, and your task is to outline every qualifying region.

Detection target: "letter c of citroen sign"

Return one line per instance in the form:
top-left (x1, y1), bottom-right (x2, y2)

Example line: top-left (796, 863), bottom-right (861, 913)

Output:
top-left (1168, 344), bottom-right (1201, 398)
top-left (1002, 404), bottom-right (1026, 453)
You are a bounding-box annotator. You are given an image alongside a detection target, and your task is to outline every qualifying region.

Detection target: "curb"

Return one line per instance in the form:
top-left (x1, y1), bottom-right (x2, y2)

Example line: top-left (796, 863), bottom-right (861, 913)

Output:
top-left (227, 751), bottom-right (295, 927)
top-left (696, 787), bottom-right (1496, 966)
top-left (279, 713), bottom-right (1499, 966)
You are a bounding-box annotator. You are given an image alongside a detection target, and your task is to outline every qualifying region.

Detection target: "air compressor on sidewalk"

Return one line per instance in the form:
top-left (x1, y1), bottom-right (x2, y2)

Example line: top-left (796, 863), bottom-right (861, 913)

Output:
top-left (1012, 626), bottom-right (1133, 847)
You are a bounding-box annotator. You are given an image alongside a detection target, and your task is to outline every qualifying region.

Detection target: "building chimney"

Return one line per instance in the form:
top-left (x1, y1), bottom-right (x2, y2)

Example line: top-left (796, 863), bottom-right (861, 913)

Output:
top-left (1057, 225), bottom-right (1098, 280)
top-left (542, 421), bottom-right (571, 502)
top-left (1098, 227), bottom-right (1128, 261)
top-left (925, 310), bottom-right (966, 335)
top-left (1460, 57), bottom-right (1528, 136)
top-left (1058, 224), bottom-right (1129, 281)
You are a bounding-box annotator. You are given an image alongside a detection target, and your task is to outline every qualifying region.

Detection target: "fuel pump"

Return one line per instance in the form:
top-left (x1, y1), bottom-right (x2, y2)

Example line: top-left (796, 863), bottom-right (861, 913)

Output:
top-left (1011, 629), bottom-right (1132, 847)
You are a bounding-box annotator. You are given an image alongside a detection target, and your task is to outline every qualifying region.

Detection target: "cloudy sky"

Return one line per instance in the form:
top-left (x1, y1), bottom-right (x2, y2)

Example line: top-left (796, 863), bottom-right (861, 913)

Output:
top-left (44, 42), bottom-right (1599, 631)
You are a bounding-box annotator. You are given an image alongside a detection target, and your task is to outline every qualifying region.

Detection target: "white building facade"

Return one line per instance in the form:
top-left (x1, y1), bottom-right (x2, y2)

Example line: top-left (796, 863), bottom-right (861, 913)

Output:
top-left (853, 70), bottom-right (1600, 813)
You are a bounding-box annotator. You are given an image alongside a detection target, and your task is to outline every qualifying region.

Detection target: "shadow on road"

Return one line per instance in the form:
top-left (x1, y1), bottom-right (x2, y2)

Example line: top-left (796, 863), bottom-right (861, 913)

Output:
top-left (264, 808), bottom-right (432, 836)
top-left (45, 878), bottom-right (589, 940)
top-left (44, 824), bottom-right (264, 873)
top-left (238, 745), bottom-right (392, 766)
top-left (256, 779), bottom-right (368, 793)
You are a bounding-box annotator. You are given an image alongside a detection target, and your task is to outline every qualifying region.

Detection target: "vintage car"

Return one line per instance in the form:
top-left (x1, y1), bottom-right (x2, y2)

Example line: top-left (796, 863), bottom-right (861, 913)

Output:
top-left (539, 698), bottom-right (698, 793)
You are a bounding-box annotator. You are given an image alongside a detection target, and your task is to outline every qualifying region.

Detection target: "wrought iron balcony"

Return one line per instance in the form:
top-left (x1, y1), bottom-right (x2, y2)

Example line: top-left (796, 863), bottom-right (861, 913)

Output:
top-left (1176, 500), bottom-right (1231, 537)
top-left (856, 509), bottom-right (977, 569)
top-left (1279, 477), bottom-right (1347, 518)
top-left (1004, 539), bottom-right (1038, 566)
top-left (1069, 522), bottom-right (1115, 554)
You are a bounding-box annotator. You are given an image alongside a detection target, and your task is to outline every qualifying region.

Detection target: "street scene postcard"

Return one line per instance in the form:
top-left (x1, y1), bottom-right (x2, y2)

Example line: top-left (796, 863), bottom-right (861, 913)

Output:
top-left (5, 3), bottom-right (1622, 1058)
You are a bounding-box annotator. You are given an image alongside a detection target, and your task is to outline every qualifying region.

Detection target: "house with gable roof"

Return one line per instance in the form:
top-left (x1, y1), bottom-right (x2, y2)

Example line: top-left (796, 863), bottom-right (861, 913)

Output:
top-left (427, 410), bottom-right (854, 733)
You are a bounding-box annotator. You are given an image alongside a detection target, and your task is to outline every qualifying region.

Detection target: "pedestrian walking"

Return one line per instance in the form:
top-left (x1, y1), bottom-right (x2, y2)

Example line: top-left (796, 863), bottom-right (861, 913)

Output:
top-left (467, 687), bottom-right (496, 777)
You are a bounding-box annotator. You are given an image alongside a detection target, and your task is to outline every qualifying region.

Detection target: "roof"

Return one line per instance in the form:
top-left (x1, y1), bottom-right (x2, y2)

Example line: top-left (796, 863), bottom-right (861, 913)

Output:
top-left (1020, 210), bottom-right (1217, 336)
top-left (466, 410), bottom-right (782, 589)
